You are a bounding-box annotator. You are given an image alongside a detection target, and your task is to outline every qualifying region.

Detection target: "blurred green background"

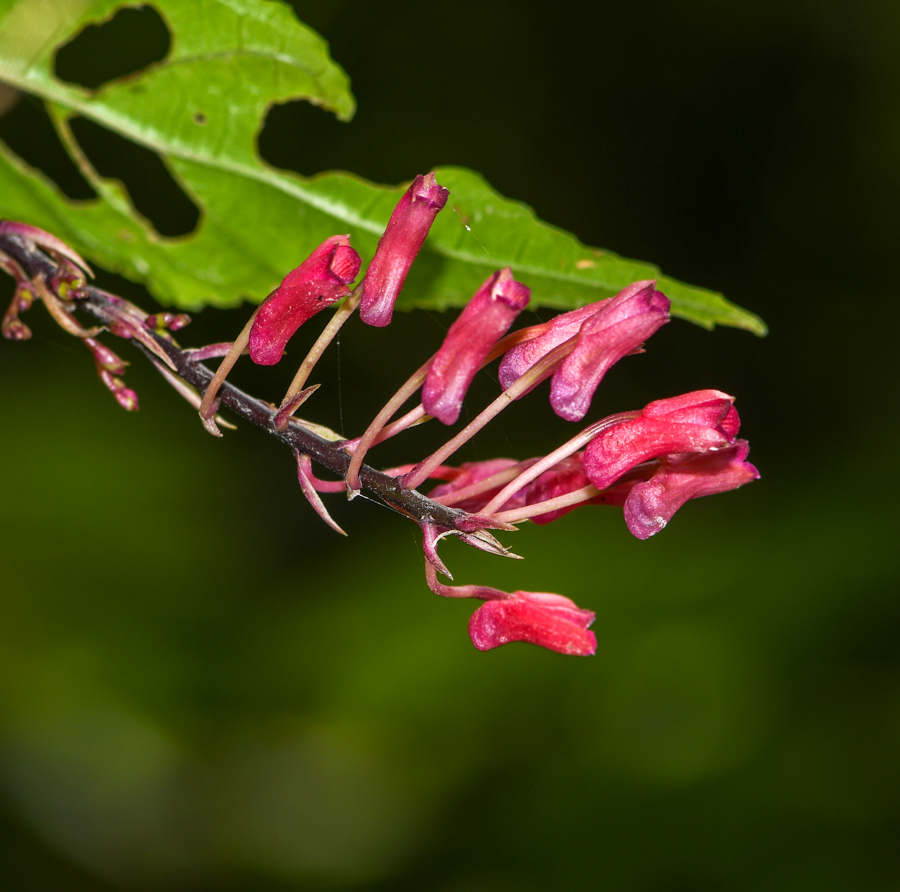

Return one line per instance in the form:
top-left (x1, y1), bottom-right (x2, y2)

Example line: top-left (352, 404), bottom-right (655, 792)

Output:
top-left (1, 0), bottom-right (898, 888)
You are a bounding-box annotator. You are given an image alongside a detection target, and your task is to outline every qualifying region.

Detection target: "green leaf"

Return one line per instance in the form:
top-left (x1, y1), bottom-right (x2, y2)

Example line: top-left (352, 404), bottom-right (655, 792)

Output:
top-left (0, 0), bottom-right (765, 334)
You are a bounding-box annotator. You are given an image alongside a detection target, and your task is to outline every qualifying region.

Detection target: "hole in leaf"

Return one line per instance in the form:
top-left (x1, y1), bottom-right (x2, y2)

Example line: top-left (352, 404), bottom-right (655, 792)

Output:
top-left (258, 100), bottom-right (352, 177)
top-left (0, 96), bottom-right (96, 200)
top-left (69, 117), bottom-right (200, 237)
top-left (54, 5), bottom-right (171, 90)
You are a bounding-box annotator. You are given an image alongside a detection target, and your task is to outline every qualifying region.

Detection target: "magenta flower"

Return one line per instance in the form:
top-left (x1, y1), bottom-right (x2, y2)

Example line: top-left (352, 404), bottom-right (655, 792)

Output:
top-left (549, 281), bottom-right (670, 421)
top-left (468, 590), bottom-right (597, 655)
top-left (497, 281), bottom-right (669, 422)
top-left (622, 440), bottom-right (759, 539)
top-left (422, 268), bottom-right (531, 425)
top-left (498, 299), bottom-right (611, 391)
top-left (583, 390), bottom-right (740, 491)
top-left (360, 173), bottom-right (450, 327)
top-left (248, 235), bottom-right (361, 365)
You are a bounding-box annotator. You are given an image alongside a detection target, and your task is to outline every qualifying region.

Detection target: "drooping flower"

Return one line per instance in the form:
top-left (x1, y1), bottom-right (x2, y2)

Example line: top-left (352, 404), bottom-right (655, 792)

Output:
top-left (549, 281), bottom-right (670, 421)
top-left (248, 235), bottom-right (361, 365)
top-left (360, 173), bottom-right (450, 327)
top-left (468, 590), bottom-right (597, 655)
top-left (422, 268), bottom-right (531, 425)
top-left (623, 440), bottom-right (759, 539)
top-left (497, 280), bottom-right (670, 423)
top-left (497, 300), bottom-right (610, 392)
top-left (423, 563), bottom-right (595, 656)
top-left (584, 390), bottom-right (740, 491)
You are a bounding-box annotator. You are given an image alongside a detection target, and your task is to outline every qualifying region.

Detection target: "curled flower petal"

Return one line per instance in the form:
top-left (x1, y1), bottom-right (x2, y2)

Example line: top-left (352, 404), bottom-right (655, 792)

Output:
top-left (423, 268), bottom-right (530, 425)
top-left (643, 389), bottom-right (740, 431)
top-left (360, 173), bottom-right (449, 327)
top-left (249, 236), bottom-right (361, 365)
top-left (584, 390), bottom-right (739, 491)
top-left (623, 441), bottom-right (759, 539)
top-left (469, 591), bottom-right (597, 655)
top-left (549, 281), bottom-right (670, 421)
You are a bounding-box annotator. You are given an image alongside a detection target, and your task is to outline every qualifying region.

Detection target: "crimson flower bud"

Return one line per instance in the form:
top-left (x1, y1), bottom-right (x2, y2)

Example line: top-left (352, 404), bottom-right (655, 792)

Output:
top-left (622, 440), bottom-right (759, 538)
top-left (97, 369), bottom-right (139, 411)
top-left (144, 312), bottom-right (191, 332)
top-left (549, 281), bottom-right (670, 421)
top-left (249, 235), bottom-right (361, 365)
top-left (584, 390), bottom-right (740, 491)
top-left (423, 268), bottom-right (531, 425)
top-left (360, 173), bottom-right (449, 327)
top-left (84, 337), bottom-right (128, 375)
top-left (468, 590), bottom-right (597, 655)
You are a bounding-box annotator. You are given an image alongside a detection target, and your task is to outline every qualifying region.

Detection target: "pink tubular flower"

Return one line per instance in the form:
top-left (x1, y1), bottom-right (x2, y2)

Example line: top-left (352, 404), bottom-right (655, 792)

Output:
top-left (497, 281), bottom-right (669, 421)
top-left (248, 235), bottom-right (361, 365)
top-left (497, 299), bottom-right (611, 391)
top-left (468, 591), bottom-right (597, 656)
top-left (584, 390), bottom-right (741, 491)
top-left (423, 268), bottom-right (531, 425)
top-left (360, 173), bottom-right (450, 327)
top-left (549, 281), bottom-right (670, 421)
top-left (623, 441), bottom-right (759, 539)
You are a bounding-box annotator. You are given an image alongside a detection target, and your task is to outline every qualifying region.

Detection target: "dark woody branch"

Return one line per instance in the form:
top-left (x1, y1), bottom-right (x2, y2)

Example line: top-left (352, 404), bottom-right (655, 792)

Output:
top-left (0, 227), bottom-right (497, 536)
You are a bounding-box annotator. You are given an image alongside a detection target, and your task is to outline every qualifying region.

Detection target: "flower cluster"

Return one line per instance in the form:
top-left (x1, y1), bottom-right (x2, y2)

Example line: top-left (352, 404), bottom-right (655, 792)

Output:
top-left (1, 175), bottom-right (758, 659)
top-left (206, 172), bottom-right (758, 656)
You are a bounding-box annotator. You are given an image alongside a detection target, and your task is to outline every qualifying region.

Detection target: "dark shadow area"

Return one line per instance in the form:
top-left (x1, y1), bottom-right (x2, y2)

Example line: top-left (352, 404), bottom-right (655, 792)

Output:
top-left (69, 117), bottom-right (200, 237)
top-left (0, 806), bottom-right (116, 892)
top-left (0, 96), bottom-right (96, 200)
top-left (54, 5), bottom-right (171, 91)
top-left (258, 100), bottom-right (352, 177)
